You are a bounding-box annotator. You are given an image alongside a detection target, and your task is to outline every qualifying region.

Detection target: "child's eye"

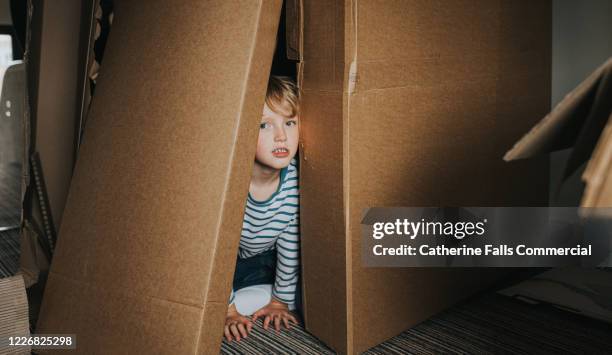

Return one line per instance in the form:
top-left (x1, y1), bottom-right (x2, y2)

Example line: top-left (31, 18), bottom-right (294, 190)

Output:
top-left (260, 122), bottom-right (270, 129)
top-left (286, 120), bottom-right (297, 127)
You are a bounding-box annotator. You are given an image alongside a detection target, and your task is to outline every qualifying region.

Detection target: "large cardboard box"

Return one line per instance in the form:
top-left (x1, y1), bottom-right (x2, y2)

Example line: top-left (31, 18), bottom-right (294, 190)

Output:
top-left (36, 1), bottom-right (283, 354)
top-left (36, 1), bottom-right (552, 354)
top-left (300, 1), bottom-right (550, 353)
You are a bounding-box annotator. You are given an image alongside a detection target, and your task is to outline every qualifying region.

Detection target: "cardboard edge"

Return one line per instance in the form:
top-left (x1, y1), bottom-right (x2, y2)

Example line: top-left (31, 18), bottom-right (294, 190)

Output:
top-left (581, 113), bottom-right (612, 208)
top-left (504, 57), bottom-right (612, 161)
top-left (344, 2), bottom-right (359, 354)
top-left (296, 0), bottom-right (307, 327)
top-left (194, 1), bottom-right (283, 353)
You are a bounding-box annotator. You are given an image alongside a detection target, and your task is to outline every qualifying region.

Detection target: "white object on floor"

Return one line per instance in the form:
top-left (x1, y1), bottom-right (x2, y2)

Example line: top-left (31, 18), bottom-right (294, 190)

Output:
top-left (234, 284), bottom-right (272, 316)
top-left (499, 268), bottom-right (612, 324)
top-left (234, 284), bottom-right (296, 316)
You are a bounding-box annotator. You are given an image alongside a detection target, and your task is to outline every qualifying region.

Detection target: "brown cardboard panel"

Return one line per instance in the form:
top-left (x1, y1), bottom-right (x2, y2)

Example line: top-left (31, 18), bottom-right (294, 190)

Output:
top-left (505, 57), bottom-right (612, 161)
top-left (349, 266), bottom-right (508, 353)
top-left (301, 0), bottom-right (345, 92)
top-left (561, 67), bottom-right (612, 181)
top-left (196, 301), bottom-right (230, 355)
top-left (347, 85), bottom-right (548, 352)
top-left (300, 91), bottom-right (347, 351)
top-left (301, 1), bottom-right (550, 353)
top-left (582, 114), bottom-right (612, 209)
top-left (357, 1), bottom-right (498, 62)
top-left (204, 0), bottom-right (284, 305)
top-left (346, 1), bottom-right (550, 352)
top-left (38, 273), bottom-right (202, 354)
top-left (505, 57), bottom-right (612, 208)
top-left (299, 1), bottom-right (348, 353)
top-left (36, 1), bottom-right (282, 354)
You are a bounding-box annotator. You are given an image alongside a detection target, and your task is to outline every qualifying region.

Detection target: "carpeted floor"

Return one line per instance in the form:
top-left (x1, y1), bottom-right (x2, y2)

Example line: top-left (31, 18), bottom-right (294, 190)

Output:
top-left (0, 162), bottom-right (21, 278)
top-left (364, 293), bottom-right (612, 354)
top-left (3, 160), bottom-right (611, 354)
top-left (220, 315), bottom-right (334, 355)
top-left (0, 228), bottom-right (20, 277)
top-left (221, 292), bottom-right (612, 354)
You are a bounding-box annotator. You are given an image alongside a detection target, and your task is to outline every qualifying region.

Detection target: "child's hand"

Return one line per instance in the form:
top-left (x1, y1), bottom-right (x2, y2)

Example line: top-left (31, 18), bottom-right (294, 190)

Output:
top-left (252, 298), bottom-right (299, 332)
top-left (224, 304), bottom-right (253, 342)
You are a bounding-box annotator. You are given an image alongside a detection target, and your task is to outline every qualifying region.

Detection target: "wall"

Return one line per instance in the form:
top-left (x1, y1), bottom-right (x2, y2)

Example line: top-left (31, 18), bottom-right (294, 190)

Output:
top-left (551, 0), bottom-right (612, 205)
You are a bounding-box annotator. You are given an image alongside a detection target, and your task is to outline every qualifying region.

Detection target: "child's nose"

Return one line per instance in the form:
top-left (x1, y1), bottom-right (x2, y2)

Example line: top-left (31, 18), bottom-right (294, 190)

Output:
top-left (274, 127), bottom-right (287, 141)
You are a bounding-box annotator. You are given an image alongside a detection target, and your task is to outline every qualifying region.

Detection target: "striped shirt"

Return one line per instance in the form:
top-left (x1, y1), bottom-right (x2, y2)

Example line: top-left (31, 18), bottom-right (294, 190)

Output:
top-left (236, 159), bottom-right (299, 305)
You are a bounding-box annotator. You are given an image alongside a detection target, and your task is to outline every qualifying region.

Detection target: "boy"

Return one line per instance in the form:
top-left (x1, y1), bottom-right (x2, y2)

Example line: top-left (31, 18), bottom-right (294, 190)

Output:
top-left (224, 76), bottom-right (300, 342)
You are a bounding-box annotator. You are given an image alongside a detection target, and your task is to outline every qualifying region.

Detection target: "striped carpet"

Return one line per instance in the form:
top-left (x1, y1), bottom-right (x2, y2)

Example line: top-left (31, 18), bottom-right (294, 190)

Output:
top-left (220, 315), bottom-right (334, 355)
top-left (364, 293), bottom-right (612, 354)
top-left (2, 161), bottom-right (611, 354)
top-left (221, 293), bottom-right (612, 354)
top-left (0, 162), bottom-right (21, 278)
top-left (0, 162), bottom-right (21, 228)
top-left (0, 229), bottom-right (19, 278)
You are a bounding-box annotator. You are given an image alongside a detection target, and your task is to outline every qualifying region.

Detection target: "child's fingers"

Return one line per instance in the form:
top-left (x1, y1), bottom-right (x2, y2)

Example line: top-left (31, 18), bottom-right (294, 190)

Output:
top-left (287, 313), bottom-right (298, 325)
top-left (230, 324), bottom-right (241, 341)
top-left (224, 325), bottom-right (232, 342)
top-left (263, 315), bottom-right (271, 330)
top-left (237, 323), bottom-right (248, 339)
top-left (252, 309), bottom-right (265, 322)
top-left (282, 316), bottom-right (290, 329)
top-left (274, 315), bottom-right (281, 332)
top-left (246, 321), bottom-right (253, 333)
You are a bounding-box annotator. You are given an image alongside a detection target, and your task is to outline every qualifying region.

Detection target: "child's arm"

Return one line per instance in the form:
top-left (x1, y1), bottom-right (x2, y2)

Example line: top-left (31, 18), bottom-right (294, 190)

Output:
top-left (272, 215), bottom-right (300, 305)
top-left (252, 216), bottom-right (300, 330)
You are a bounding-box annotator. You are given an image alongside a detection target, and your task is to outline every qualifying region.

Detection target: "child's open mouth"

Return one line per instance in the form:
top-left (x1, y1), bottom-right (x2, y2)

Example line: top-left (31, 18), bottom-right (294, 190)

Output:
top-left (272, 148), bottom-right (289, 158)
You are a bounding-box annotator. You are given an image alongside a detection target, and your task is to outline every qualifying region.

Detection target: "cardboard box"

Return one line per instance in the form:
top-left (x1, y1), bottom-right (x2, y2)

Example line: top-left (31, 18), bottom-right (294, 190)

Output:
top-left (36, 1), bottom-right (552, 354)
top-left (299, 1), bottom-right (550, 353)
top-left (36, 1), bottom-right (283, 354)
top-left (505, 57), bottom-right (612, 212)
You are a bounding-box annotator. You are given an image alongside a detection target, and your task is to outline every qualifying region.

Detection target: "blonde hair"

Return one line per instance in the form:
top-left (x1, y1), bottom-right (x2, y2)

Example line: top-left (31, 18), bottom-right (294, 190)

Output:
top-left (266, 75), bottom-right (299, 118)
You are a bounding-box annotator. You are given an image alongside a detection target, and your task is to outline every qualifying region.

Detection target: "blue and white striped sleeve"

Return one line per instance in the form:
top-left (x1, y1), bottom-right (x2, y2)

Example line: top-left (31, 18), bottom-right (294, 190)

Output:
top-left (273, 215), bottom-right (300, 305)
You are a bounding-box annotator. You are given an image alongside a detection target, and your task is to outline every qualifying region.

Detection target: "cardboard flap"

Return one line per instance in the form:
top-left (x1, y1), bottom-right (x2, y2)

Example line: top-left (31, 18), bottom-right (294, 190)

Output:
top-left (505, 57), bottom-right (612, 161)
top-left (36, 1), bottom-right (281, 354)
top-left (582, 113), bottom-right (612, 209)
top-left (563, 70), bottom-right (612, 180)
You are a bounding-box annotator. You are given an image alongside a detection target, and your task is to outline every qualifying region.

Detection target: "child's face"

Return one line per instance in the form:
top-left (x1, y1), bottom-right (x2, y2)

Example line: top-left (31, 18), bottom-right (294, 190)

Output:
top-left (254, 102), bottom-right (299, 170)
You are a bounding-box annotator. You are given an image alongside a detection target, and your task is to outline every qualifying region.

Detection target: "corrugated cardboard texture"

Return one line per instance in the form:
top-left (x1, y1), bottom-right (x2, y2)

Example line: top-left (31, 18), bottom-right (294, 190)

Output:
top-left (35, 1), bottom-right (282, 354)
top-left (300, 0), bottom-right (348, 351)
top-left (301, 1), bottom-right (551, 353)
